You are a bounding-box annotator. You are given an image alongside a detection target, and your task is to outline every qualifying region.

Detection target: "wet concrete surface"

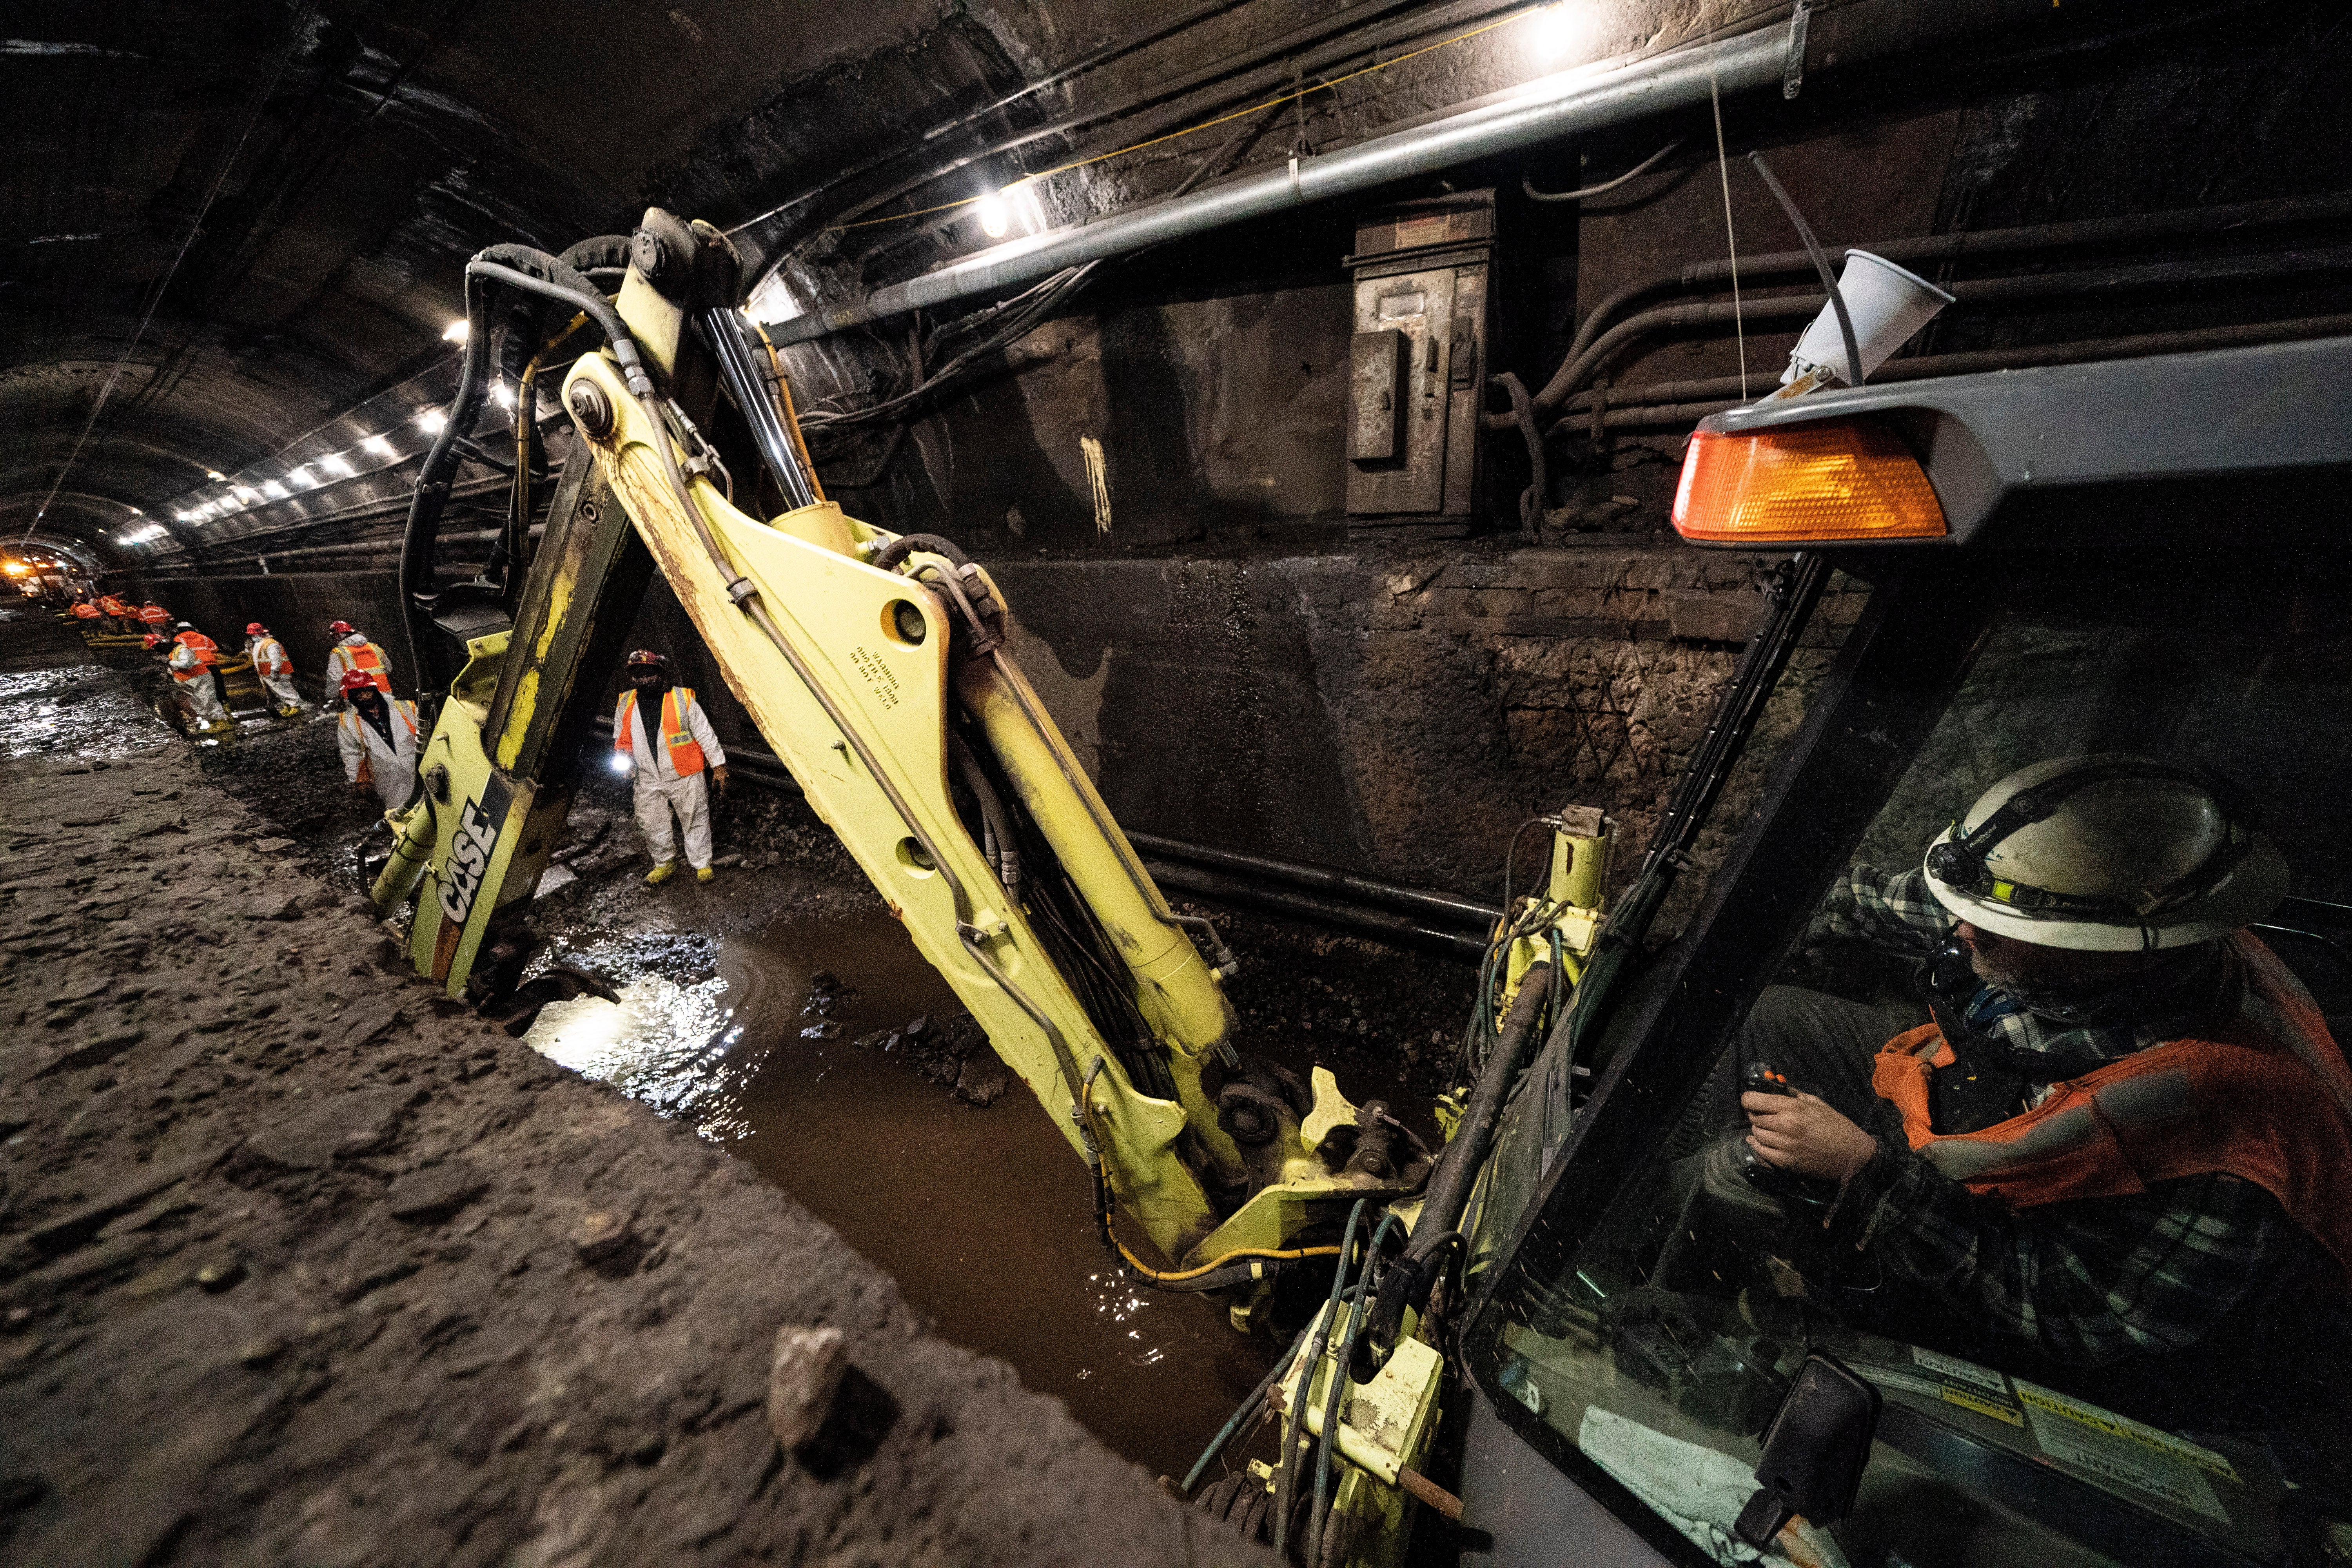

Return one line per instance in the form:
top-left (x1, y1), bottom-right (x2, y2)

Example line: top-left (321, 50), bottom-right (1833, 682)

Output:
top-left (0, 634), bottom-right (1279, 1564)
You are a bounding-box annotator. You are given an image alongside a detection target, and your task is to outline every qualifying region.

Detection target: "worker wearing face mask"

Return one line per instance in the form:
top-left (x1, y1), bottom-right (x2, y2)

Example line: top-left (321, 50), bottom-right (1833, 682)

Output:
top-left (167, 635), bottom-right (229, 730)
top-left (336, 669), bottom-right (419, 809)
top-left (244, 622), bottom-right (307, 715)
top-left (324, 620), bottom-right (392, 704)
top-left (611, 650), bottom-right (730, 885)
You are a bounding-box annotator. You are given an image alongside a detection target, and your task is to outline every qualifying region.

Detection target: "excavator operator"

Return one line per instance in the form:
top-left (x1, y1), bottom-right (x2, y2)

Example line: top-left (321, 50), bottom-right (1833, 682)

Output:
top-left (1713, 755), bottom-right (2352, 1423)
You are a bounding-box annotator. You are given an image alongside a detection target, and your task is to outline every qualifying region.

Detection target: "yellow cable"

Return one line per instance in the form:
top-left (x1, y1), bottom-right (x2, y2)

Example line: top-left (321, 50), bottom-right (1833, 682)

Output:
top-left (1079, 1073), bottom-right (1343, 1283)
top-left (753, 322), bottom-right (826, 503)
top-left (826, 5), bottom-right (1548, 232)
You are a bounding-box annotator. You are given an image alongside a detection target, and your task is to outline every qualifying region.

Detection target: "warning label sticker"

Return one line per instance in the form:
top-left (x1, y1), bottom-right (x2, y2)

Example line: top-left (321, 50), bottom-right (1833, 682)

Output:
top-left (1859, 1364), bottom-right (2025, 1429)
top-left (1912, 1346), bottom-right (2008, 1396)
top-left (2013, 1380), bottom-right (2234, 1521)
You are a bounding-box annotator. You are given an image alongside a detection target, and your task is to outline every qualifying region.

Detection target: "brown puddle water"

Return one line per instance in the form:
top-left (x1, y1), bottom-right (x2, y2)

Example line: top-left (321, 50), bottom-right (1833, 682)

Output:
top-left (530, 907), bottom-right (1322, 1479)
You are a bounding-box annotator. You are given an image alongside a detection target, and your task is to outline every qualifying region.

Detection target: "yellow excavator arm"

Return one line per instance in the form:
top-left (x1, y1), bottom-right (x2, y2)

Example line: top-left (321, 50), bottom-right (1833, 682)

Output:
top-left (369, 209), bottom-right (1440, 1285)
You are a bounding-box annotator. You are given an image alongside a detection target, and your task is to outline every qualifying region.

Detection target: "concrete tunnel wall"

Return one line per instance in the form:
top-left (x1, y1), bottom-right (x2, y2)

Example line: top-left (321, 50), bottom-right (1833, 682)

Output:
top-left (120, 541), bottom-right (1787, 903)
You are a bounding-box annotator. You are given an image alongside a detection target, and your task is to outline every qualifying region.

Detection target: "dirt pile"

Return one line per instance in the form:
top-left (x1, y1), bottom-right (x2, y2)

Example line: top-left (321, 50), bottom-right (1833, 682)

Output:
top-left (0, 735), bottom-right (1271, 1565)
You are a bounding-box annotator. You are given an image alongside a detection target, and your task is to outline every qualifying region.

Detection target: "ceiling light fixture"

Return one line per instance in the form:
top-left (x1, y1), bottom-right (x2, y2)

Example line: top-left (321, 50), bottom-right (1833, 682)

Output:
top-left (319, 453), bottom-right (354, 476)
top-left (416, 408), bottom-right (447, 433)
top-left (361, 434), bottom-right (396, 458)
top-left (442, 320), bottom-right (469, 343)
top-left (261, 480), bottom-right (289, 499)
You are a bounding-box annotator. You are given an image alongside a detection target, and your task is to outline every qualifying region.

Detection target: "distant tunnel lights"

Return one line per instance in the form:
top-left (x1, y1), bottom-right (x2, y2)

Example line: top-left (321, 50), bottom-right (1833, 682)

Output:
top-left (1671, 421), bottom-right (1947, 543)
top-left (362, 434), bottom-right (396, 457)
top-left (442, 320), bottom-right (469, 343)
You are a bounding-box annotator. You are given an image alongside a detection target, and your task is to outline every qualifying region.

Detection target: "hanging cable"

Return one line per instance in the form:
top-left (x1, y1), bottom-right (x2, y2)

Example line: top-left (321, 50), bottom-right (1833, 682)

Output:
top-left (1523, 138), bottom-right (1686, 201)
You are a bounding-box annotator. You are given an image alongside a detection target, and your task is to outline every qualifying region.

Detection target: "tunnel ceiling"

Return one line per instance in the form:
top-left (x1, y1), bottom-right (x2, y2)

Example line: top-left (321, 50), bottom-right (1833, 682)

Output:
top-left (5, 0), bottom-right (1737, 567)
top-left (0, 0), bottom-right (1172, 558)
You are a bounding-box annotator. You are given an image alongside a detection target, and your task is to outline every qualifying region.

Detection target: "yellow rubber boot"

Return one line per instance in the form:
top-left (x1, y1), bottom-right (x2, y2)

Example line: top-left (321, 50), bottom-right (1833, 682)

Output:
top-left (645, 862), bottom-right (678, 885)
top-left (695, 866), bottom-right (715, 884)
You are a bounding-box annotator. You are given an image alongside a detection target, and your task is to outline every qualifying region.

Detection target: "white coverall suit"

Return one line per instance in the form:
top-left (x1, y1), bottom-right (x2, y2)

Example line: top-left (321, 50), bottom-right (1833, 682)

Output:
top-left (615, 685), bottom-right (727, 870)
top-left (339, 695), bottom-right (421, 810)
top-left (325, 634), bottom-right (392, 700)
top-left (167, 642), bottom-right (228, 728)
top-left (248, 636), bottom-right (307, 711)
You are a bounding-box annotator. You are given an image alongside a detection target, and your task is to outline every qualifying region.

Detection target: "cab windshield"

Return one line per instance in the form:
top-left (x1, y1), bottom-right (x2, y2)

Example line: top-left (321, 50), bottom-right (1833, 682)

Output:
top-left (1463, 558), bottom-right (2352, 1568)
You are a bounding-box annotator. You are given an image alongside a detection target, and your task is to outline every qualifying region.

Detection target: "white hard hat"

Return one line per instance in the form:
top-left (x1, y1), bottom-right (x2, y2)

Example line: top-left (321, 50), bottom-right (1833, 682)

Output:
top-left (1921, 754), bottom-right (2286, 952)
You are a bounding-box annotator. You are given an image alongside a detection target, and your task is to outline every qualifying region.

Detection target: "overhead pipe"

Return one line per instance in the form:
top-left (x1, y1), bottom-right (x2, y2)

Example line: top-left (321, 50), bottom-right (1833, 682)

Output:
top-left (1124, 829), bottom-right (1501, 928)
top-left (766, 18), bottom-right (1795, 344)
top-left (764, 0), bottom-right (2154, 347)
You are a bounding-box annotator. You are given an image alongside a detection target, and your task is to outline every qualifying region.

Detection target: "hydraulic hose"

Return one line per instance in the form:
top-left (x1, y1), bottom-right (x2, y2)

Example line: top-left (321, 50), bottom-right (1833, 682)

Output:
top-left (1181, 1318), bottom-right (1316, 1495)
top-left (1353, 963), bottom-right (1551, 1383)
top-left (1276, 1199), bottom-right (1367, 1560)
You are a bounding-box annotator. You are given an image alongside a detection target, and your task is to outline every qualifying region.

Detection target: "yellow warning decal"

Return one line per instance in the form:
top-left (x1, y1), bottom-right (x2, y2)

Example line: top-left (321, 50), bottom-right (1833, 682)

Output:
top-left (1938, 1385), bottom-right (2024, 1428)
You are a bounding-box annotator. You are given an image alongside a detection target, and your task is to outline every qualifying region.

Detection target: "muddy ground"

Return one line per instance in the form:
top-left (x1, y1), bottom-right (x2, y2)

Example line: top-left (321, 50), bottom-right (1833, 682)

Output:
top-left (0, 642), bottom-right (1280, 1565)
top-left (3, 618), bottom-right (1485, 1563)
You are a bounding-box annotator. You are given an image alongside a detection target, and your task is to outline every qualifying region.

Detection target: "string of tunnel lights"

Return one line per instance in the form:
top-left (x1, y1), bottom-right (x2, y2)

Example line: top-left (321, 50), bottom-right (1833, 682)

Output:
top-left (128, 0), bottom-right (1598, 547)
top-left (835, 0), bottom-right (1595, 244)
top-left (132, 318), bottom-right (546, 551)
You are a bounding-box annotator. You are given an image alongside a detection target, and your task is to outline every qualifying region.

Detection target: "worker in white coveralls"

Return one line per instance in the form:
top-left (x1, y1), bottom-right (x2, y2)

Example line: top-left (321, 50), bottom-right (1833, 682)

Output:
top-left (336, 668), bottom-right (419, 809)
top-left (612, 649), bottom-right (730, 884)
top-left (167, 637), bottom-right (229, 730)
top-left (323, 619), bottom-right (392, 706)
top-left (245, 622), bottom-right (307, 716)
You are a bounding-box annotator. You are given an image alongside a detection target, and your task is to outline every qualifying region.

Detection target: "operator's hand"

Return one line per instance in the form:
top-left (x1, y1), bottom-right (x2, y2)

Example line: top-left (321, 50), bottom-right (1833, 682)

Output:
top-left (1742, 1090), bottom-right (1879, 1182)
top-left (712, 765), bottom-right (731, 798)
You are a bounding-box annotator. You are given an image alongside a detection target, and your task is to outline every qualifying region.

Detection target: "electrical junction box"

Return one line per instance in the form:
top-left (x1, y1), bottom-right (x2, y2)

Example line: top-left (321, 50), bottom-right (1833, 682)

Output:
top-left (1345, 191), bottom-right (1494, 528)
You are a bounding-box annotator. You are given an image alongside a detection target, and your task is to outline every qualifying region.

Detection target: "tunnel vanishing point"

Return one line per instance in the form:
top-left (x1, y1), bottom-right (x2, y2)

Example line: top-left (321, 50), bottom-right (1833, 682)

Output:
top-left (9, 3), bottom-right (2352, 1566)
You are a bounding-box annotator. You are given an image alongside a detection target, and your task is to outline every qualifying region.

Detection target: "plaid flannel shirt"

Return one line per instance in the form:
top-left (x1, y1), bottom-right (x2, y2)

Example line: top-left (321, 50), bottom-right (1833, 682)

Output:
top-left (1814, 864), bottom-right (2319, 1367)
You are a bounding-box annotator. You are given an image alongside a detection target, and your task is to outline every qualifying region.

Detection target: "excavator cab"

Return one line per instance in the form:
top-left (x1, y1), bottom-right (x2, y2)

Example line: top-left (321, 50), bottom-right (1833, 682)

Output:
top-left (1454, 336), bottom-right (2352, 1567)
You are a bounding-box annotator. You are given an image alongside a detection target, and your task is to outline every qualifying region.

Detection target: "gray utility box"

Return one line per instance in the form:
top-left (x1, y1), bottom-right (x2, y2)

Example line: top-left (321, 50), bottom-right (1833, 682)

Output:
top-left (1345, 191), bottom-right (1493, 526)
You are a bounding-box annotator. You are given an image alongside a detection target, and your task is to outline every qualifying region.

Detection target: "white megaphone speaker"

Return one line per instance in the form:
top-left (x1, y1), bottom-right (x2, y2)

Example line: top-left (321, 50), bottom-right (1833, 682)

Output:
top-left (1780, 250), bottom-right (1956, 391)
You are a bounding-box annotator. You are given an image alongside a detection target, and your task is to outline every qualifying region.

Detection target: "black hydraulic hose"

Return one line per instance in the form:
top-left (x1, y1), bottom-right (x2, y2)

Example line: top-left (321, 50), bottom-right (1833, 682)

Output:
top-left (398, 248), bottom-right (650, 686)
top-left (1124, 831), bottom-right (1501, 928)
top-left (1143, 860), bottom-right (1488, 959)
top-left (1181, 1319), bottom-right (1315, 1495)
top-left (1748, 152), bottom-right (1863, 388)
top-left (947, 728), bottom-right (1022, 896)
top-left (696, 303), bottom-right (818, 511)
top-left (1352, 964), bottom-right (1550, 1382)
top-left (1276, 1199), bottom-right (1367, 1561)
top-left (868, 532), bottom-right (975, 573)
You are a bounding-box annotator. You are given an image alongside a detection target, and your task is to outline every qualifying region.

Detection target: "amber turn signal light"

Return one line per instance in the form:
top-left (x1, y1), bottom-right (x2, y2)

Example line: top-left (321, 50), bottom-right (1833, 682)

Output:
top-left (1671, 420), bottom-right (1946, 543)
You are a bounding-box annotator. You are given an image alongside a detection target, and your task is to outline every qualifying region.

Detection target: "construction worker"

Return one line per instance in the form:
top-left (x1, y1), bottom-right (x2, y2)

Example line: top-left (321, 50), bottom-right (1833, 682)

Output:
top-left (171, 621), bottom-right (220, 671)
top-left (245, 622), bottom-right (307, 715)
top-left (167, 634), bottom-right (229, 730)
top-left (138, 601), bottom-right (171, 637)
top-left (324, 619), bottom-right (392, 704)
top-left (1717, 755), bottom-right (2347, 1422)
top-left (612, 650), bottom-right (729, 884)
top-left (97, 592), bottom-right (134, 631)
top-left (69, 599), bottom-right (102, 626)
top-left (336, 669), bottom-right (419, 809)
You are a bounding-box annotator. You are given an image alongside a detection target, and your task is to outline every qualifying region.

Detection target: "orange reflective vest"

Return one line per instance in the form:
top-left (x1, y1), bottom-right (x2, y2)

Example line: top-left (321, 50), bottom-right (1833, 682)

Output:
top-left (1872, 933), bottom-right (2352, 1292)
top-left (71, 602), bottom-right (100, 619)
top-left (98, 596), bottom-right (131, 617)
top-left (334, 641), bottom-right (391, 693)
top-left (173, 630), bottom-right (219, 666)
top-left (140, 605), bottom-right (170, 627)
top-left (615, 686), bottom-right (707, 775)
top-left (251, 637), bottom-right (292, 677)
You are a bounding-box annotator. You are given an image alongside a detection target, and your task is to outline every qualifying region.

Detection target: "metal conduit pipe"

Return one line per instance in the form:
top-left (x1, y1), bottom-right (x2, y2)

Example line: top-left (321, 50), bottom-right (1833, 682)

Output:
top-left (1555, 313), bottom-right (2352, 429)
top-left (766, 22), bottom-right (1795, 343)
top-left (1564, 189), bottom-right (2352, 367)
top-left (764, 0), bottom-right (2177, 346)
top-left (1141, 861), bottom-right (1488, 959)
top-left (1123, 830), bottom-right (1501, 928)
top-left (1518, 242), bottom-right (2352, 420)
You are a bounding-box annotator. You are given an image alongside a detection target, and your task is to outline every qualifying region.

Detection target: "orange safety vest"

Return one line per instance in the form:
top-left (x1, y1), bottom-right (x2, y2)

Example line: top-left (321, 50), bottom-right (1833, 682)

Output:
top-left (140, 605), bottom-right (170, 626)
top-left (252, 637), bottom-right (291, 677)
top-left (173, 630), bottom-right (219, 665)
top-left (1871, 933), bottom-right (2352, 1292)
top-left (71, 602), bottom-right (100, 619)
top-left (615, 686), bottom-right (707, 775)
top-left (99, 596), bottom-right (131, 617)
top-left (336, 641), bottom-right (391, 693)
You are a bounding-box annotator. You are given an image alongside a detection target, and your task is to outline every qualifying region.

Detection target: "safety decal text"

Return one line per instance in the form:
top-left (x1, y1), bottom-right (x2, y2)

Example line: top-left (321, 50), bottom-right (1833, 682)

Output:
top-left (2013, 1380), bottom-right (2234, 1522)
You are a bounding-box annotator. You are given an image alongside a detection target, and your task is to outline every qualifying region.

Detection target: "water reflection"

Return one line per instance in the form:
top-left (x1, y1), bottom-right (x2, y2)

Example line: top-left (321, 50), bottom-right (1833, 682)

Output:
top-left (523, 906), bottom-right (1277, 1477)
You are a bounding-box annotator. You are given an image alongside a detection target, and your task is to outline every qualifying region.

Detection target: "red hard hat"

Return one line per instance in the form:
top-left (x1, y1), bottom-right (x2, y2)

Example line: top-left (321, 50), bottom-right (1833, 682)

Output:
top-left (246, 622), bottom-right (266, 636)
top-left (340, 669), bottom-right (381, 695)
top-left (625, 649), bottom-right (670, 670)
top-left (329, 619), bottom-right (354, 636)
top-left (142, 633), bottom-right (162, 649)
